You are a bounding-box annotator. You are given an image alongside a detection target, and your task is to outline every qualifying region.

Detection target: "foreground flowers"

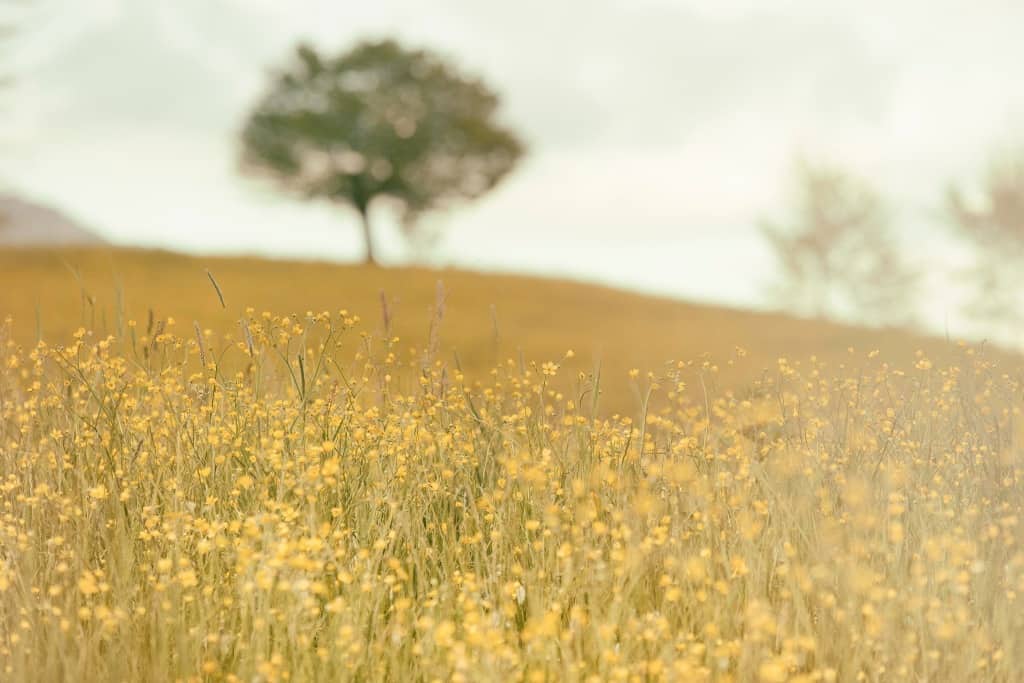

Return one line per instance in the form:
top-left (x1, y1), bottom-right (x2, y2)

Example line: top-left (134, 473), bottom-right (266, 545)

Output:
top-left (0, 312), bottom-right (1021, 682)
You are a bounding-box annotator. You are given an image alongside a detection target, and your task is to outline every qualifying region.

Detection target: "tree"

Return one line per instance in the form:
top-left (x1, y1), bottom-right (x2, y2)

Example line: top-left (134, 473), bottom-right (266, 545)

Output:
top-left (0, 1), bottom-right (32, 103)
top-left (761, 161), bottom-right (918, 326)
top-left (947, 149), bottom-right (1024, 335)
top-left (239, 39), bottom-right (525, 265)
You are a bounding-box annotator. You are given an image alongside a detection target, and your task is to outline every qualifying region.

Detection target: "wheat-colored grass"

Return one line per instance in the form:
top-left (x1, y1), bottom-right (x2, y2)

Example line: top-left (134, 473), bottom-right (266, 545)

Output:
top-left (1, 289), bottom-right (1022, 681)
top-left (0, 246), bottom-right (993, 415)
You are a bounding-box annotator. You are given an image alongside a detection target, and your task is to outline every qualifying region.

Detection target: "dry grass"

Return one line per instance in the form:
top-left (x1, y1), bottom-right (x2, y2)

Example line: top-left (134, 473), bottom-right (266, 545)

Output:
top-left (1, 248), bottom-right (1023, 681)
top-left (0, 247), bottom-right (993, 413)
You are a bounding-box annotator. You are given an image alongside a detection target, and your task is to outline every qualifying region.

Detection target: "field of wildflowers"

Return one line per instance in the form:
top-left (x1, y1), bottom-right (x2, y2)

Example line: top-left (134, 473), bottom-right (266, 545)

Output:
top-left (0, 248), bottom-right (968, 417)
top-left (1, 306), bottom-right (1022, 682)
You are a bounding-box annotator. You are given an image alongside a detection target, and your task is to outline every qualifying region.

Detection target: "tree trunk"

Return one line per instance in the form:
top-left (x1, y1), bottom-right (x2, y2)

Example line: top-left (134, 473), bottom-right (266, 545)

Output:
top-left (357, 205), bottom-right (377, 266)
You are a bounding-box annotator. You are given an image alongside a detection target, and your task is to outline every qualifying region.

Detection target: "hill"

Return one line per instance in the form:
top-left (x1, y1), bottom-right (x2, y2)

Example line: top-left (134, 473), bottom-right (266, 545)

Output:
top-left (0, 195), bottom-right (106, 247)
top-left (0, 246), bottom-right (1009, 412)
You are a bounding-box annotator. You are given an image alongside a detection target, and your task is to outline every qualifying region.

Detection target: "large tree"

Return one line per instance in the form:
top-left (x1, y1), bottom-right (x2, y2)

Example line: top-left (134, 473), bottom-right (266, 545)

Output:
top-left (947, 150), bottom-right (1024, 334)
top-left (239, 39), bottom-right (524, 265)
top-left (761, 161), bottom-right (918, 326)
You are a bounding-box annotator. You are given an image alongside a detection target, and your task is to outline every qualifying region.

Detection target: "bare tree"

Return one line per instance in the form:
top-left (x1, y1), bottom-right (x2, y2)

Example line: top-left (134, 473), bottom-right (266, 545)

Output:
top-left (762, 160), bottom-right (919, 326)
top-left (0, 0), bottom-right (41, 134)
top-left (0, 2), bottom-right (21, 96)
top-left (947, 149), bottom-right (1024, 335)
top-left (0, 0), bottom-right (33, 90)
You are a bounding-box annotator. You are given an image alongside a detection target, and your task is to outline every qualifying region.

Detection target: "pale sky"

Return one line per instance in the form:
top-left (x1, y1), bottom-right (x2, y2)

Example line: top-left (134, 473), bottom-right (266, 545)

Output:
top-left (3, 0), bottom-right (1024, 338)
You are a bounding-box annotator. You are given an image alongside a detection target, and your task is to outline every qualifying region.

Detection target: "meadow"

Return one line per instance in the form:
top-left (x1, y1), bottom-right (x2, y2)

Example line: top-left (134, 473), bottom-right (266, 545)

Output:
top-left (0, 247), bottom-right (984, 412)
top-left (1, 248), bottom-right (1023, 681)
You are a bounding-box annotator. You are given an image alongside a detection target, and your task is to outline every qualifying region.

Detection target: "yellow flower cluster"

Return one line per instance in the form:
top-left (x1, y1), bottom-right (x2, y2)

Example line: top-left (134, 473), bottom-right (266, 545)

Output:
top-left (0, 312), bottom-right (1021, 682)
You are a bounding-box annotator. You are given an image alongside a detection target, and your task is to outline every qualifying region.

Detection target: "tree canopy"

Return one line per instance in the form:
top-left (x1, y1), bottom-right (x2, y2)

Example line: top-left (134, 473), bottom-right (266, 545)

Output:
top-left (239, 39), bottom-right (525, 264)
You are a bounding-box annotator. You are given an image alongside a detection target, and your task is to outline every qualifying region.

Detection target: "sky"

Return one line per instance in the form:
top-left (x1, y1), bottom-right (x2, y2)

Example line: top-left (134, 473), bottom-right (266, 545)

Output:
top-left (3, 0), bottom-right (1024, 338)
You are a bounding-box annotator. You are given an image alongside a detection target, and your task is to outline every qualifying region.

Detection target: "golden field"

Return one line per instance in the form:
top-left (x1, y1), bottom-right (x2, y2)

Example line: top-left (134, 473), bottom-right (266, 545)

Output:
top-left (0, 247), bottom-right (1023, 681)
top-left (0, 247), bottom-right (991, 412)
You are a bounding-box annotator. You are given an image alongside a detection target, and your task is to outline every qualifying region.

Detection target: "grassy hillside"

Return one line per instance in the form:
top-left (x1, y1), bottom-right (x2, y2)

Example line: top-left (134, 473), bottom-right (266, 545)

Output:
top-left (0, 247), bottom-right (1006, 412)
top-left (1, 276), bottom-right (1022, 681)
top-left (3, 246), bottom-right (1024, 681)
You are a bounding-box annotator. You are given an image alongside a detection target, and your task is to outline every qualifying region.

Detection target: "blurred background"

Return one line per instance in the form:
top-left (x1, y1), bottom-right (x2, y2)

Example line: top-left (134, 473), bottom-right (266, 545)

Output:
top-left (2, 0), bottom-right (1024, 347)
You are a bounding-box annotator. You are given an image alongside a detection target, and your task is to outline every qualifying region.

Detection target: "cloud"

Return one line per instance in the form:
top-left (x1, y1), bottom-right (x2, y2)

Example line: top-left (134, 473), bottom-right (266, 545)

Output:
top-left (30, 0), bottom-right (278, 133)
